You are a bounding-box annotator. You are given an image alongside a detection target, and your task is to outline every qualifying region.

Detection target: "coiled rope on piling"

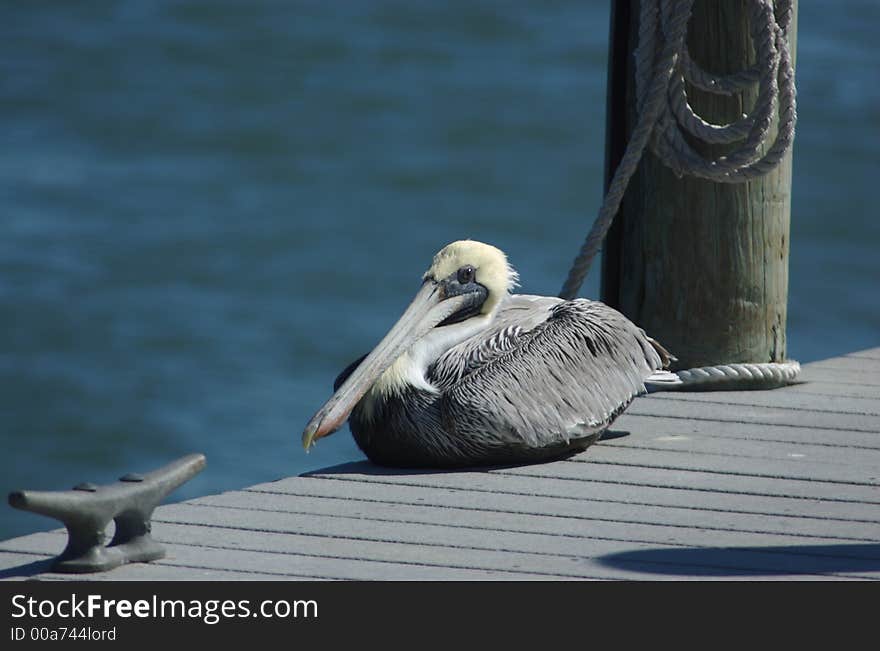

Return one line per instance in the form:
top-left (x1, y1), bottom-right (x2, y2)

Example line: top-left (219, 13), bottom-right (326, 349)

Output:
top-left (559, 0), bottom-right (799, 390)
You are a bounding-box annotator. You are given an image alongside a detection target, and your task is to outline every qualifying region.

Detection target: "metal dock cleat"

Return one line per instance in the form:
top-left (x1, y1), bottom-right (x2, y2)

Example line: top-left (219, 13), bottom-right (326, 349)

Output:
top-left (7, 453), bottom-right (206, 573)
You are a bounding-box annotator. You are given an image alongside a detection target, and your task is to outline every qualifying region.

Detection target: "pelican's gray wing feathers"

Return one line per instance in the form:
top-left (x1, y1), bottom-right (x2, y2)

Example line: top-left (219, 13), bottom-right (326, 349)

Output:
top-left (438, 298), bottom-right (667, 449)
top-left (429, 294), bottom-right (559, 388)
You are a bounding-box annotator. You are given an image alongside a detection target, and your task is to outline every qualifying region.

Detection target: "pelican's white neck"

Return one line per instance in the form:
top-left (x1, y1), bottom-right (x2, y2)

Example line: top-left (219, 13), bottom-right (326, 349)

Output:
top-left (366, 312), bottom-right (495, 401)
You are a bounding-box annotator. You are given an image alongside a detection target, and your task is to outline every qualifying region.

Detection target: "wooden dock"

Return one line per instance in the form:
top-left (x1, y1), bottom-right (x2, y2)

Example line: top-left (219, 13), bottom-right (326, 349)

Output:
top-left (2, 347), bottom-right (879, 581)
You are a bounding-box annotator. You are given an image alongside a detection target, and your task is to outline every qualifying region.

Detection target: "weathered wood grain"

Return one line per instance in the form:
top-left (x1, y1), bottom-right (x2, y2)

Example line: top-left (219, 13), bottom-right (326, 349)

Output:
top-left (601, 0), bottom-right (798, 369)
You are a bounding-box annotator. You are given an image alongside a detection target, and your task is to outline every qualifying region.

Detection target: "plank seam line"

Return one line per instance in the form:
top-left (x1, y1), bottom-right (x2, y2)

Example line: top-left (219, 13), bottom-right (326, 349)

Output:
top-left (610, 420), bottom-right (880, 451)
top-left (557, 459), bottom-right (880, 488)
top-left (793, 391), bottom-right (880, 401)
top-left (501, 468), bottom-right (880, 503)
top-left (796, 379), bottom-right (880, 388)
top-left (133, 564), bottom-right (330, 581)
top-left (174, 500), bottom-right (880, 544)
top-left (145, 560), bottom-right (373, 581)
top-left (240, 486), bottom-right (880, 526)
top-left (35, 572), bottom-right (340, 582)
top-left (804, 365), bottom-right (880, 376)
top-left (600, 433), bottom-right (880, 468)
top-left (783, 390), bottom-right (880, 401)
top-left (649, 394), bottom-right (880, 417)
top-left (845, 352), bottom-right (880, 361)
top-left (302, 473), bottom-right (880, 506)
top-left (17, 529), bottom-right (598, 580)
top-left (154, 514), bottom-right (704, 557)
top-left (621, 409), bottom-right (878, 429)
top-left (626, 409), bottom-right (880, 434)
top-left (597, 440), bottom-right (880, 467)
top-left (150, 533), bottom-right (602, 580)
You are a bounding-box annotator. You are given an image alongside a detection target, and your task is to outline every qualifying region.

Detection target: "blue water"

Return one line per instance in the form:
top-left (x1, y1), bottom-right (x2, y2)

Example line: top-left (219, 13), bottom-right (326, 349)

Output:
top-left (1, 1), bottom-right (878, 542)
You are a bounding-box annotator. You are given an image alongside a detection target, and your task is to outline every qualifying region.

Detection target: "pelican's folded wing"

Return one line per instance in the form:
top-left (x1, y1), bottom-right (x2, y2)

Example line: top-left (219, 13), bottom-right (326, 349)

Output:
top-left (440, 299), bottom-right (667, 449)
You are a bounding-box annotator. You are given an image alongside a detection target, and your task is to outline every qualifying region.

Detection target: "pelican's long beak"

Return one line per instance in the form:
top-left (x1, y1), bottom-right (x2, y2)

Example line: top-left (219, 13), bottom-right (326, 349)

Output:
top-left (302, 280), bottom-right (472, 450)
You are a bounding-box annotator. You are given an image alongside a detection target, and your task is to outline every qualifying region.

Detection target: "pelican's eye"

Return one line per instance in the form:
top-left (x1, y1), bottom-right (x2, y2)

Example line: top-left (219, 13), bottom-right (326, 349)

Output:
top-left (457, 265), bottom-right (475, 284)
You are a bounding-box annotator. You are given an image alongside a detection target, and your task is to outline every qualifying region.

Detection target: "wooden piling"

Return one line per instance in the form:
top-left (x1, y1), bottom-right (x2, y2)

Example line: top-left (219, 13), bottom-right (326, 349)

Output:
top-left (600, 0), bottom-right (798, 369)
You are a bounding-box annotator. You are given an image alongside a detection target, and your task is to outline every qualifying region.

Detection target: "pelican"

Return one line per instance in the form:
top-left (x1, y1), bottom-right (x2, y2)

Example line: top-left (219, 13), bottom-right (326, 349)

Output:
top-left (303, 240), bottom-right (674, 468)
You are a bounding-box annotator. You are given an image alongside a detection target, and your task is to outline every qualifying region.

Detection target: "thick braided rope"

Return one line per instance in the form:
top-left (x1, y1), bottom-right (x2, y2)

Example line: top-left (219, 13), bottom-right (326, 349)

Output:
top-left (558, 0), bottom-right (693, 301)
top-left (647, 360), bottom-right (801, 391)
top-left (648, 0), bottom-right (797, 181)
top-left (559, 0), bottom-right (799, 391)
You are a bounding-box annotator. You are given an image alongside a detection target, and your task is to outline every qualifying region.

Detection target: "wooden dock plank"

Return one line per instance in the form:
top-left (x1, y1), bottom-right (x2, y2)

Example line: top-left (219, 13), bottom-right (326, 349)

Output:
top-left (184, 490), bottom-right (880, 546)
top-left (502, 462), bottom-right (880, 504)
top-left (846, 349), bottom-right (880, 361)
top-left (150, 517), bottom-right (878, 581)
top-left (614, 412), bottom-right (880, 450)
top-left (151, 501), bottom-right (865, 558)
top-left (0, 534), bottom-right (321, 581)
top-left (0, 531), bottom-right (558, 581)
top-left (247, 475), bottom-right (880, 524)
top-left (807, 355), bottom-right (880, 374)
top-left (299, 460), bottom-right (879, 506)
top-left (627, 398), bottom-right (879, 434)
top-left (4, 513), bottom-right (869, 581)
top-left (600, 424), bottom-right (880, 468)
top-left (796, 366), bottom-right (880, 388)
top-left (654, 388), bottom-right (880, 416)
top-left (573, 445), bottom-right (880, 486)
top-left (1, 347), bottom-right (878, 581)
top-left (780, 381), bottom-right (880, 400)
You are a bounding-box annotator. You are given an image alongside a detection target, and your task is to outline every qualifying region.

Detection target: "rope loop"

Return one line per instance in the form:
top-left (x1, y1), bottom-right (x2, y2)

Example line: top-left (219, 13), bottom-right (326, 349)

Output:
top-left (649, 0), bottom-right (796, 181)
top-left (559, 0), bottom-right (796, 300)
top-left (559, 0), bottom-right (799, 390)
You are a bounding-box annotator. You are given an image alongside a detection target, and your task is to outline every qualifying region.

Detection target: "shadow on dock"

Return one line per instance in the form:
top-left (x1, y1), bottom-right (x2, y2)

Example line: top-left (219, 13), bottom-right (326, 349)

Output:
top-left (301, 429), bottom-right (631, 478)
top-left (301, 460), bottom-right (535, 478)
top-left (0, 557), bottom-right (56, 580)
top-left (597, 543), bottom-right (880, 577)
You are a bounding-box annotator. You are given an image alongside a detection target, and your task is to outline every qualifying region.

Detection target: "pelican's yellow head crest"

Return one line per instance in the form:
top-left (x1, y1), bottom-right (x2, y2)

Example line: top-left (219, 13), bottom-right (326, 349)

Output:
top-left (424, 240), bottom-right (519, 314)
